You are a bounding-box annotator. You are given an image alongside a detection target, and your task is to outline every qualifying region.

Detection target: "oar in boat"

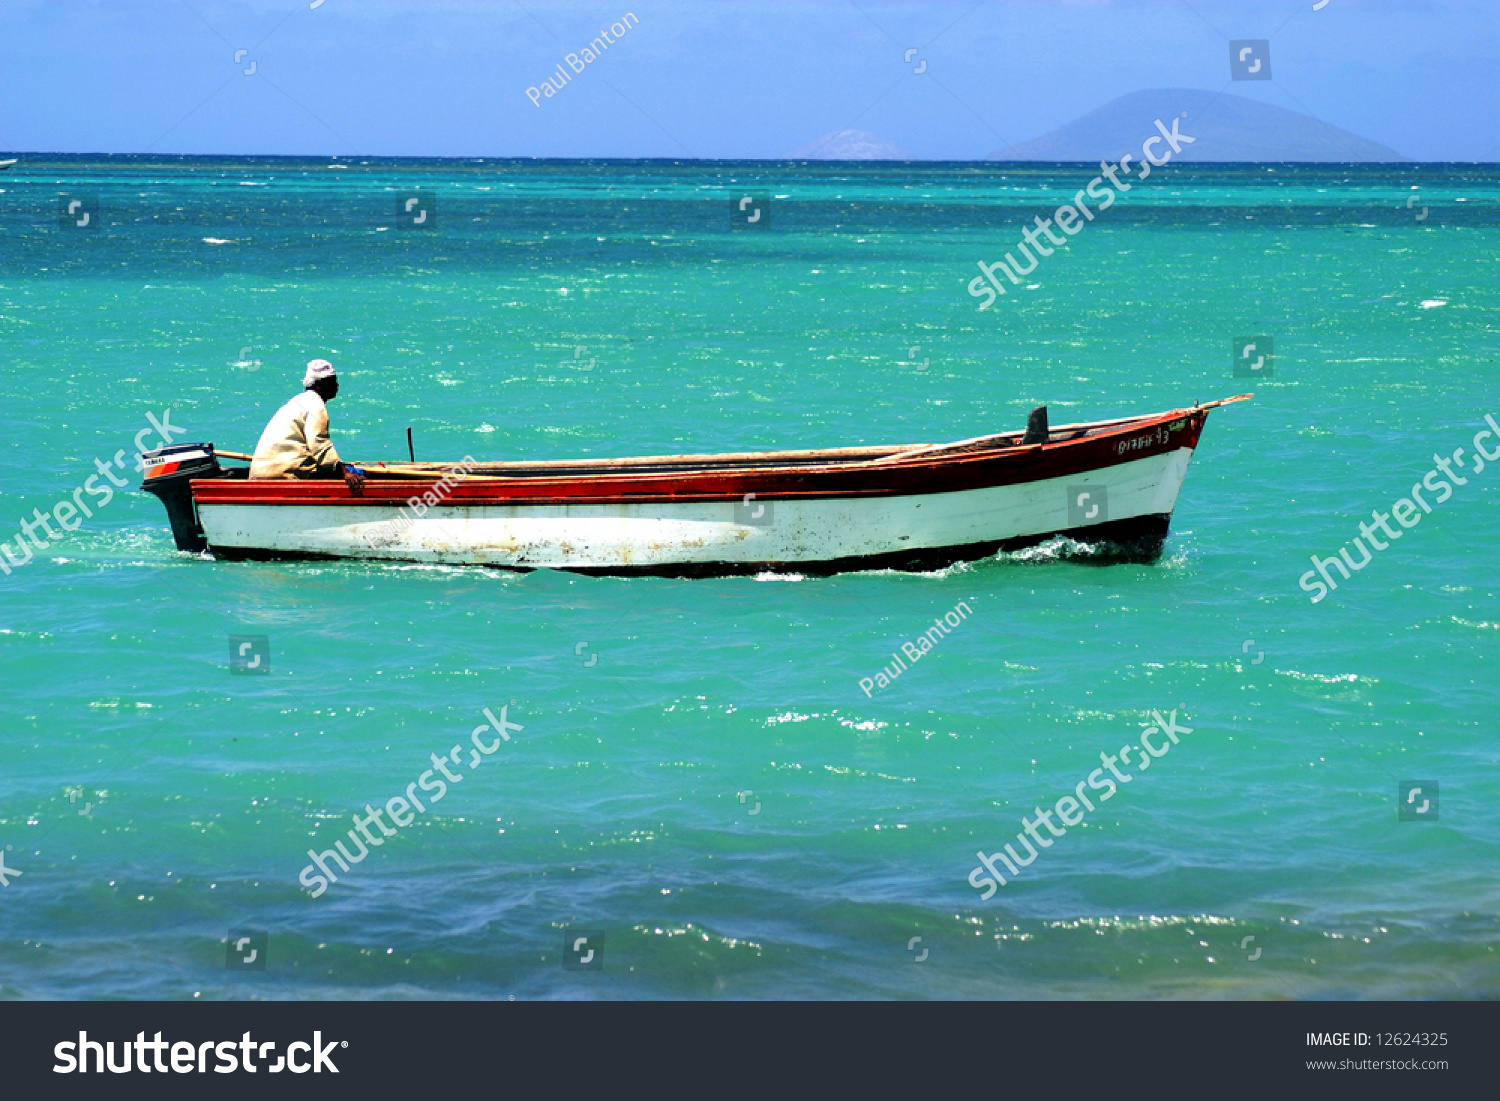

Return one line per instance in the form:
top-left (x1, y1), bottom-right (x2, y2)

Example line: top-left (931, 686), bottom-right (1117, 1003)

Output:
top-left (214, 450), bottom-right (464, 480)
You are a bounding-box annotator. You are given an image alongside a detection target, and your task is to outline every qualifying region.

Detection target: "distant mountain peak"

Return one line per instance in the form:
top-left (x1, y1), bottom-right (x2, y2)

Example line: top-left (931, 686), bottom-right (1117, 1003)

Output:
top-left (788, 129), bottom-right (913, 161)
top-left (989, 88), bottom-right (1405, 162)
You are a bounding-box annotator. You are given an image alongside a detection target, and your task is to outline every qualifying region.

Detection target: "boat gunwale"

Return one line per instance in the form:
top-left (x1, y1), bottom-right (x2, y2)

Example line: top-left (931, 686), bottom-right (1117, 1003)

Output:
top-left (328, 397), bottom-right (1247, 483)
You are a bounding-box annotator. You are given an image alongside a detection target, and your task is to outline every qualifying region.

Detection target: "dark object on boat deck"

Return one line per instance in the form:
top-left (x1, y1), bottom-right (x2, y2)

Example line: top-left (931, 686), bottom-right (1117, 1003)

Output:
top-left (1021, 404), bottom-right (1049, 445)
top-left (407, 427), bottom-right (415, 463)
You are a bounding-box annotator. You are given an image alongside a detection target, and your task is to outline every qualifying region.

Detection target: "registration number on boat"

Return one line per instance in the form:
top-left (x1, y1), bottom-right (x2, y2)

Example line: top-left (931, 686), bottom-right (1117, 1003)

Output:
top-left (1117, 425), bottom-right (1172, 456)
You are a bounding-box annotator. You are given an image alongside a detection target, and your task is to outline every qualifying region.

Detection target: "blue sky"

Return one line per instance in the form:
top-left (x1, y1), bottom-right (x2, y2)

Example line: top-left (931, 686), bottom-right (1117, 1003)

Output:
top-left (0, 0), bottom-right (1495, 159)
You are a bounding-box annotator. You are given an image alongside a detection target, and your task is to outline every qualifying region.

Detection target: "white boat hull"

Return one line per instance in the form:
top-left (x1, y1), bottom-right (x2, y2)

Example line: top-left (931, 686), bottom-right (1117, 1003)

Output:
top-left (197, 448), bottom-right (1194, 572)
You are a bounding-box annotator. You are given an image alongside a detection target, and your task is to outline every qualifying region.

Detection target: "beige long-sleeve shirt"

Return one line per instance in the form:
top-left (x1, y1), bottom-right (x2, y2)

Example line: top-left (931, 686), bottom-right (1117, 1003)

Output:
top-left (249, 390), bottom-right (343, 479)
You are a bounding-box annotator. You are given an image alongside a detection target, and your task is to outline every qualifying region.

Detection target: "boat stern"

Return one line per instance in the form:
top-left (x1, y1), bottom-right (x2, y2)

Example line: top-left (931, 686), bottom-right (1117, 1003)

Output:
top-left (139, 443), bottom-right (226, 552)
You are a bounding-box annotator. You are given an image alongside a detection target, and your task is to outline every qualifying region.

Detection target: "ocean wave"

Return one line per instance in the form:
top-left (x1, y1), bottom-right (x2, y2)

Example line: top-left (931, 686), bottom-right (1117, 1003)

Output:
top-left (1275, 670), bottom-right (1376, 685)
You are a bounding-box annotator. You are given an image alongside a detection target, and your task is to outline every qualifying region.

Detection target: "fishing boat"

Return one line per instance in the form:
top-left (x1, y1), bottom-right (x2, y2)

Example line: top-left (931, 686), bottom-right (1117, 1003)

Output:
top-left (0, 159), bottom-right (17, 170)
top-left (140, 395), bottom-right (1249, 576)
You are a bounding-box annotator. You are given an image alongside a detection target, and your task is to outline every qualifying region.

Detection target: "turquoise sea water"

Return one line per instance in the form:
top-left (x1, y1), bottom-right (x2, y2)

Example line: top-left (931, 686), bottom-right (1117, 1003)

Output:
top-left (0, 157), bottom-right (1496, 999)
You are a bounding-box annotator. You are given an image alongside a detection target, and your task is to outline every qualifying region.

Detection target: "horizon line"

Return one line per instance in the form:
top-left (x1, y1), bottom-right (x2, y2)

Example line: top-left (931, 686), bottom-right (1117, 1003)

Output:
top-left (5, 151), bottom-right (1496, 165)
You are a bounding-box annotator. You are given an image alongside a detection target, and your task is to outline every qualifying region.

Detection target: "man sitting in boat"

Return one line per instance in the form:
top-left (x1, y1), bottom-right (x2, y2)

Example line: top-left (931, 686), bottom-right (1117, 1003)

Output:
top-left (249, 359), bottom-right (365, 494)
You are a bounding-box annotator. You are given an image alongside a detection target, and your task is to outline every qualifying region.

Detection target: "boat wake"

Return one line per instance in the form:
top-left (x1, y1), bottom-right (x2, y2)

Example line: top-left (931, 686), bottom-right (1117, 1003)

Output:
top-left (991, 535), bottom-right (1108, 563)
top-left (991, 535), bottom-right (1190, 567)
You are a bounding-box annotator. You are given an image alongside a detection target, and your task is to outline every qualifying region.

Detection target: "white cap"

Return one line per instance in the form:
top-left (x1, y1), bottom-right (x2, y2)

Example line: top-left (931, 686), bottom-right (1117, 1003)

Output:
top-left (303, 358), bottom-right (336, 387)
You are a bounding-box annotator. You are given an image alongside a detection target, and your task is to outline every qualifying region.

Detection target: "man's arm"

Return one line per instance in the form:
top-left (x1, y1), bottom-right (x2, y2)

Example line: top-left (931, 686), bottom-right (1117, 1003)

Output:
top-left (305, 403), bottom-right (342, 474)
top-left (306, 401), bottom-right (364, 495)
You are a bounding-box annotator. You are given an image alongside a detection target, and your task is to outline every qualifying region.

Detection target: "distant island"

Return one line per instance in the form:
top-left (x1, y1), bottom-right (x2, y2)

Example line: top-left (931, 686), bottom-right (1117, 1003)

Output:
top-left (785, 88), bottom-right (1405, 162)
top-left (987, 88), bottom-right (1405, 162)
top-left (788, 129), bottom-right (914, 160)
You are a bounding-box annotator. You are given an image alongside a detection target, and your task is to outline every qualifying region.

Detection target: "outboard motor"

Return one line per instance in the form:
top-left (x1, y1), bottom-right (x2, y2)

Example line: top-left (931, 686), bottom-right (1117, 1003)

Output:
top-left (139, 443), bottom-right (224, 552)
